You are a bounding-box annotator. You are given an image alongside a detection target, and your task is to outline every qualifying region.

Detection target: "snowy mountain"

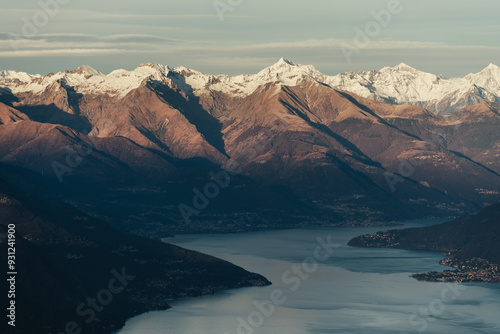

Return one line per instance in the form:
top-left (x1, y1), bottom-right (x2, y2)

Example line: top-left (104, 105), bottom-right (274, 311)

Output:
top-left (327, 62), bottom-right (500, 114)
top-left (1, 58), bottom-right (500, 115)
top-left (1, 58), bottom-right (500, 232)
top-left (0, 63), bottom-right (170, 98)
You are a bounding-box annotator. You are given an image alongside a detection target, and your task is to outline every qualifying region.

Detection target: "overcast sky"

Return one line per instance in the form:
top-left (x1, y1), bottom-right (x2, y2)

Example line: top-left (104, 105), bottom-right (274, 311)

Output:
top-left (1, 0), bottom-right (499, 77)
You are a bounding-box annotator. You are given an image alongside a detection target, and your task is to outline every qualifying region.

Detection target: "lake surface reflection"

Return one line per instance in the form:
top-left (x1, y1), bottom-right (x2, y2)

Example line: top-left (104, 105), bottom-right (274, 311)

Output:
top-left (118, 221), bottom-right (500, 334)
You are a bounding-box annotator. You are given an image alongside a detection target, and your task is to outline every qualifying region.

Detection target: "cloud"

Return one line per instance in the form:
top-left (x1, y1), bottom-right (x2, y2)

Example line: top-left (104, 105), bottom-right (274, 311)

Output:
top-left (0, 48), bottom-right (127, 57)
top-left (0, 32), bottom-right (184, 44)
top-left (0, 33), bottom-right (498, 77)
top-left (0, 33), bottom-right (189, 56)
top-left (1, 8), bottom-right (260, 25)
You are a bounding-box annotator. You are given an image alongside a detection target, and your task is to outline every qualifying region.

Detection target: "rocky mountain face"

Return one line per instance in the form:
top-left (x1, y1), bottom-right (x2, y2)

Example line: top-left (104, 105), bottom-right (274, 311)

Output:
top-left (0, 170), bottom-right (269, 334)
top-left (0, 60), bottom-right (499, 235)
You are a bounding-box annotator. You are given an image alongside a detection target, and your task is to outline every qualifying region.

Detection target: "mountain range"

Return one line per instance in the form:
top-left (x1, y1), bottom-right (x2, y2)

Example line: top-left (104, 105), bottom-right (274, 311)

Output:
top-left (2, 58), bottom-right (500, 114)
top-left (1, 59), bottom-right (498, 333)
top-left (0, 59), bottom-right (499, 235)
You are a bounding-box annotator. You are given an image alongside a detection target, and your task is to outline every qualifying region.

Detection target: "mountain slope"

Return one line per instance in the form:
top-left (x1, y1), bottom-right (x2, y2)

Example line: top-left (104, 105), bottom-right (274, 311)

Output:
top-left (0, 170), bottom-right (269, 334)
top-left (348, 202), bottom-right (500, 264)
top-left (0, 60), bottom-right (499, 235)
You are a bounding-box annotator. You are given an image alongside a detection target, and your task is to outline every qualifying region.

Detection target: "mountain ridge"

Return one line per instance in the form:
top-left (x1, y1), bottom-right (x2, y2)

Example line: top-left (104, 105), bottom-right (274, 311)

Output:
top-left (2, 59), bottom-right (500, 114)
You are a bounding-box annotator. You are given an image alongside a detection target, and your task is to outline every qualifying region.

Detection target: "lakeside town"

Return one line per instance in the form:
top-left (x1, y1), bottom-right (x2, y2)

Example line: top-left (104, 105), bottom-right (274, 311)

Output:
top-left (411, 258), bottom-right (500, 283)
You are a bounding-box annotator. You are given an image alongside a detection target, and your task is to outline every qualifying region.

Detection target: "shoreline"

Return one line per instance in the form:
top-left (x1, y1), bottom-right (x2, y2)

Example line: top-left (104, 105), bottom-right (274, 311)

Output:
top-left (410, 257), bottom-right (500, 283)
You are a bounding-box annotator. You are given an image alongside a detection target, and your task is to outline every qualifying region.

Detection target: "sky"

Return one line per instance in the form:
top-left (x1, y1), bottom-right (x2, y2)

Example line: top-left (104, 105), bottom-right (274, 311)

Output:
top-left (0, 0), bottom-right (499, 77)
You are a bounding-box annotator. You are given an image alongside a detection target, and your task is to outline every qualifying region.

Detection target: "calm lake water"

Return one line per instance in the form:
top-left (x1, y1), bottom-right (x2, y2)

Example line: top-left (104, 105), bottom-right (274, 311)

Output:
top-left (118, 221), bottom-right (500, 334)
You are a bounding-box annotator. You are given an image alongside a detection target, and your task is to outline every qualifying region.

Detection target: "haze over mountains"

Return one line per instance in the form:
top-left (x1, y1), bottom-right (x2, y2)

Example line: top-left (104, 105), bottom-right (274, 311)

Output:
top-left (0, 59), bottom-right (499, 234)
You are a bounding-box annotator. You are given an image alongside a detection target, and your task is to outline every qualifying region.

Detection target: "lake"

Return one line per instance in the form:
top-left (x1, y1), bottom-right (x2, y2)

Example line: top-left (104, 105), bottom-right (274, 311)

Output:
top-left (117, 221), bottom-right (500, 334)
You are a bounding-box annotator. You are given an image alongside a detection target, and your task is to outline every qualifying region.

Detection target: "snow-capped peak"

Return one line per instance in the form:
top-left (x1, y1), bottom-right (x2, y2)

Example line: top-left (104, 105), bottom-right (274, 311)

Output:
top-left (261, 57), bottom-right (315, 74)
top-left (478, 63), bottom-right (500, 79)
top-left (0, 70), bottom-right (39, 82)
top-left (485, 63), bottom-right (500, 71)
top-left (69, 65), bottom-right (104, 77)
top-left (380, 63), bottom-right (423, 75)
top-left (393, 62), bottom-right (414, 70)
top-left (276, 57), bottom-right (299, 67)
top-left (463, 64), bottom-right (500, 103)
top-left (467, 63), bottom-right (500, 79)
top-left (255, 58), bottom-right (325, 84)
top-left (138, 63), bottom-right (168, 72)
